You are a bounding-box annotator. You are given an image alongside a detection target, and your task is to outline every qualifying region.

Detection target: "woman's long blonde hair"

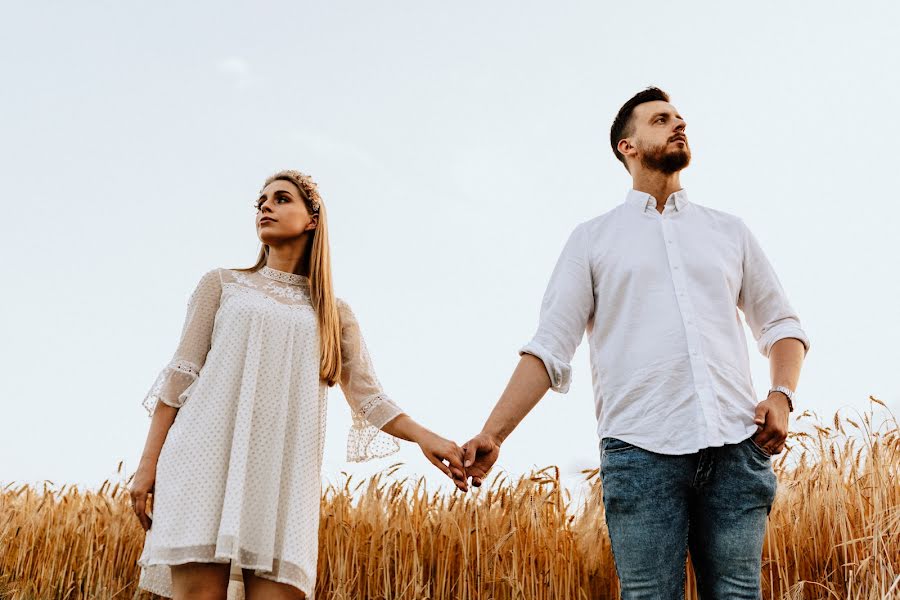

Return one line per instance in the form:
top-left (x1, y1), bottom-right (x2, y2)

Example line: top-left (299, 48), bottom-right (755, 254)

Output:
top-left (236, 170), bottom-right (342, 386)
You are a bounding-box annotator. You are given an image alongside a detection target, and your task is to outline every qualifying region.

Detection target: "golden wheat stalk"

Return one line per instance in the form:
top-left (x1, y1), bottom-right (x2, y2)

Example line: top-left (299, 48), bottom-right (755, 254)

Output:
top-left (1, 400), bottom-right (897, 599)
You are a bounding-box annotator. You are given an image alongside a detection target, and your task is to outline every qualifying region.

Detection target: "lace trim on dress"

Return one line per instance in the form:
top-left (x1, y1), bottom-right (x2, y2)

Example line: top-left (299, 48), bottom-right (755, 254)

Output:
top-left (230, 270), bottom-right (259, 288)
top-left (170, 359), bottom-right (201, 378)
top-left (347, 393), bottom-right (403, 463)
top-left (262, 280), bottom-right (311, 304)
top-left (260, 265), bottom-right (310, 287)
top-left (225, 283), bottom-right (314, 309)
top-left (141, 359), bottom-right (202, 417)
top-left (228, 269), bottom-right (311, 304)
top-left (139, 534), bottom-right (313, 598)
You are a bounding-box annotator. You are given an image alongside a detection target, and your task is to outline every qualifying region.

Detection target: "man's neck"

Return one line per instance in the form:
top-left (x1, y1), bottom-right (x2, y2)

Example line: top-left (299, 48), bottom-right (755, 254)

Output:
top-left (631, 170), bottom-right (683, 214)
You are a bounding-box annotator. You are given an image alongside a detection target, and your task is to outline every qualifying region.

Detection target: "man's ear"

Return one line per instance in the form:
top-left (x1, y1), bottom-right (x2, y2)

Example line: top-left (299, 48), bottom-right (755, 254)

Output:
top-left (617, 138), bottom-right (635, 158)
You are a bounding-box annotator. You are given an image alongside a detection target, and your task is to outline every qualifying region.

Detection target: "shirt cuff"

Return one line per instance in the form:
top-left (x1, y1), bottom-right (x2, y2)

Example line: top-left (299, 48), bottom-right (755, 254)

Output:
top-left (519, 341), bottom-right (572, 394)
top-left (758, 322), bottom-right (810, 358)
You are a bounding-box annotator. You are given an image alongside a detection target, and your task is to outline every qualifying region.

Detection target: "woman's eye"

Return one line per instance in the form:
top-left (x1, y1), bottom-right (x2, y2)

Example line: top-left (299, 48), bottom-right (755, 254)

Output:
top-left (254, 196), bottom-right (288, 210)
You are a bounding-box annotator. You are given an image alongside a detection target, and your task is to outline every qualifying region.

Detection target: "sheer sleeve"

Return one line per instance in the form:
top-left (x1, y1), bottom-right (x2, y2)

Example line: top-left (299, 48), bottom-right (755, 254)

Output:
top-left (142, 268), bottom-right (222, 416)
top-left (338, 299), bottom-right (404, 462)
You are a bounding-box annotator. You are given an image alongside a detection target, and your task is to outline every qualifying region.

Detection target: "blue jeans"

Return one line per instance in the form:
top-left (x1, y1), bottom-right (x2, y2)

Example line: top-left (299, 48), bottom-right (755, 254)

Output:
top-left (599, 435), bottom-right (777, 600)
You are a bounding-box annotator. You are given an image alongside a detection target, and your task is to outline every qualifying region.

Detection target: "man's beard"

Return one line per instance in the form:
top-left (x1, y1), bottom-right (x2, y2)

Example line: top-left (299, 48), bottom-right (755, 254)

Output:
top-left (639, 140), bottom-right (691, 174)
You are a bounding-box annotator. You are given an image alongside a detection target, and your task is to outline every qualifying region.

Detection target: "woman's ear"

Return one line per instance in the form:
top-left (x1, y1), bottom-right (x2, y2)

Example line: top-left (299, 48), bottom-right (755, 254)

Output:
top-left (306, 214), bottom-right (319, 232)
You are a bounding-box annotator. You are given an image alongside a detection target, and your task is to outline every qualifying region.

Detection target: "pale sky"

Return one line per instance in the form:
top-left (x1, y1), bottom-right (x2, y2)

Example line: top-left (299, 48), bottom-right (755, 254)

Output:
top-left (1, 2), bottom-right (898, 495)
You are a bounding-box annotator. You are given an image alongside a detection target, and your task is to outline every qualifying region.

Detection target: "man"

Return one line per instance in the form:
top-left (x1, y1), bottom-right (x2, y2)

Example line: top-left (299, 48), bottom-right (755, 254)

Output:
top-left (461, 87), bottom-right (809, 599)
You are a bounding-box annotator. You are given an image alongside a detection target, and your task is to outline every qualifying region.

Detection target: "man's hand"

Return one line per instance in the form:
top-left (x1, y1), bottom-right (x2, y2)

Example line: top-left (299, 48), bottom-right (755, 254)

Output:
top-left (462, 432), bottom-right (501, 488)
top-left (752, 392), bottom-right (791, 454)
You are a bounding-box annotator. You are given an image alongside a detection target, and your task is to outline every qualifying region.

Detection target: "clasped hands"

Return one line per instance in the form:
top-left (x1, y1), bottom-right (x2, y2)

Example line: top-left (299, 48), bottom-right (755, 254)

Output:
top-left (416, 430), bottom-right (501, 493)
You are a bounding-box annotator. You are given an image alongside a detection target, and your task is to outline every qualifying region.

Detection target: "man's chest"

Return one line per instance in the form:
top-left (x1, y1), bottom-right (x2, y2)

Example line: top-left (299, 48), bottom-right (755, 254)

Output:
top-left (591, 218), bottom-right (744, 300)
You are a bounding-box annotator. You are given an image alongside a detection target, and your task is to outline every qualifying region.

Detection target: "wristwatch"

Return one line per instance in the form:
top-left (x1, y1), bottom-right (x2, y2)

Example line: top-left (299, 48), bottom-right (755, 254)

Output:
top-left (768, 385), bottom-right (795, 412)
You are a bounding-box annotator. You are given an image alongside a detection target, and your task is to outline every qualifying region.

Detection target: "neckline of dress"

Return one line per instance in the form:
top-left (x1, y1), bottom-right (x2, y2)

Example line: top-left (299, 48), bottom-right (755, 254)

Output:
top-left (259, 265), bottom-right (310, 286)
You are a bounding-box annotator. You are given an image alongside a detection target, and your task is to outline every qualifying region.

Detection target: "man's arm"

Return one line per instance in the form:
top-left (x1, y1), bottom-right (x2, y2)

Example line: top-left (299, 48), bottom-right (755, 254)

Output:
top-left (463, 224), bottom-right (594, 487)
top-left (737, 219), bottom-right (810, 454)
top-left (463, 355), bottom-right (551, 486)
top-left (769, 337), bottom-right (804, 393)
top-left (753, 337), bottom-right (805, 453)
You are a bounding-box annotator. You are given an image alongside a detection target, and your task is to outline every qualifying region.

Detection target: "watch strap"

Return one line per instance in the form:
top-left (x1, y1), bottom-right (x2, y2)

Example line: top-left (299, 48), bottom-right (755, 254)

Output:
top-left (769, 385), bottom-right (795, 412)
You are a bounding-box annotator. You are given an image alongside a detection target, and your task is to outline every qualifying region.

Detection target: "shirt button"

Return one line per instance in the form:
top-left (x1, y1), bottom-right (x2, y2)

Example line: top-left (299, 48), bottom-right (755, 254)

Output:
top-left (673, 265), bottom-right (680, 270)
top-left (667, 239), bottom-right (673, 244)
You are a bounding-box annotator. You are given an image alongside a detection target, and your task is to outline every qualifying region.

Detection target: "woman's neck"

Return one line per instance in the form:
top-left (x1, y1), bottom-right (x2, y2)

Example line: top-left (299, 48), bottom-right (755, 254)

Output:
top-left (265, 244), bottom-right (310, 277)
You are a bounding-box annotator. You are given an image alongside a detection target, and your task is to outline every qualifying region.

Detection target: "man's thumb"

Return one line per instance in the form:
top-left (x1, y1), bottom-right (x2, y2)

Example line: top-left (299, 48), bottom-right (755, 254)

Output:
top-left (754, 404), bottom-right (767, 425)
top-left (464, 443), bottom-right (475, 468)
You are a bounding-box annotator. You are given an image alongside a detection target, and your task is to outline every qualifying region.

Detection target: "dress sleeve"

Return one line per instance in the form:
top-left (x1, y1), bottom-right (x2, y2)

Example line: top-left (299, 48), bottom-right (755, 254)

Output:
top-left (337, 299), bottom-right (404, 462)
top-left (142, 268), bottom-right (222, 416)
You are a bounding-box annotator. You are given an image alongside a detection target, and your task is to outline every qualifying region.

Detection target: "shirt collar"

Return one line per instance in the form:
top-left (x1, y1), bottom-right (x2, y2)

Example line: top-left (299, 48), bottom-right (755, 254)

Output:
top-left (625, 188), bottom-right (690, 213)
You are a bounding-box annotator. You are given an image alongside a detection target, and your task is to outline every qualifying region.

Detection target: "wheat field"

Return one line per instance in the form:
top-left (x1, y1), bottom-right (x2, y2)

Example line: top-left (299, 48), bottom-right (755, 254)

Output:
top-left (1, 398), bottom-right (897, 600)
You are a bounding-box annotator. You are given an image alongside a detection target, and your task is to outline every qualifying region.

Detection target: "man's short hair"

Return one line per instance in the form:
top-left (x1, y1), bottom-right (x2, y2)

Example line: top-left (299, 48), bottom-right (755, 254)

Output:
top-left (610, 87), bottom-right (670, 170)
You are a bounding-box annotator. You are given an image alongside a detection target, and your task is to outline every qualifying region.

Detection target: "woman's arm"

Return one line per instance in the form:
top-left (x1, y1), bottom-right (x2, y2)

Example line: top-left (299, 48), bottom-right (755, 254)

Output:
top-left (140, 403), bottom-right (178, 465)
top-left (337, 300), bottom-right (467, 490)
top-left (131, 403), bottom-right (178, 531)
top-left (131, 268), bottom-right (223, 530)
top-left (379, 413), bottom-right (468, 491)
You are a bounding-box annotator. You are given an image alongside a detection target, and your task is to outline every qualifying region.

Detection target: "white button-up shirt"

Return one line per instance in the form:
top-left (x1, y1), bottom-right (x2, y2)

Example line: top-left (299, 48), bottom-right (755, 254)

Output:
top-left (521, 189), bottom-right (810, 455)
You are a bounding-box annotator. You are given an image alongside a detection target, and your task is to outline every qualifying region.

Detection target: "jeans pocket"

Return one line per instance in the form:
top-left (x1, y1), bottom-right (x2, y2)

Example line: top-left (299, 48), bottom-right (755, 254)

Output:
top-left (747, 436), bottom-right (773, 459)
top-left (602, 437), bottom-right (638, 454)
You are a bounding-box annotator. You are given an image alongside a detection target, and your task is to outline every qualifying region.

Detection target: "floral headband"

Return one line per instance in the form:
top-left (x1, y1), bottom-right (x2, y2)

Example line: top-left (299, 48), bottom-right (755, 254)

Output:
top-left (261, 169), bottom-right (322, 213)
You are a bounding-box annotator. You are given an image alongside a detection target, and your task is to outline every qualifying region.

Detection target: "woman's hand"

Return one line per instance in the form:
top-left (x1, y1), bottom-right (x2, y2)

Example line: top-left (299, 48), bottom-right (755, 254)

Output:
top-left (417, 431), bottom-right (469, 492)
top-left (130, 459), bottom-right (157, 531)
top-left (378, 414), bottom-right (469, 492)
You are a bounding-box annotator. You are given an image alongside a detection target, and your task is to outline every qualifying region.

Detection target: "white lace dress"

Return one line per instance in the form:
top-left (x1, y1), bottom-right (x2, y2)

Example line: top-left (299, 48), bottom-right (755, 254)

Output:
top-left (136, 265), bottom-right (404, 599)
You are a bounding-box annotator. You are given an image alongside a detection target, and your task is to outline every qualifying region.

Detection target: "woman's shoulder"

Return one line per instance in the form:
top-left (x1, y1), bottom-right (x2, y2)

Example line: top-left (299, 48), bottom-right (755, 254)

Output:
top-left (192, 267), bottom-right (231, 292)
top-left (337, 297), bottom-right (364, 331)
top-left (209, 267), bottom-right (252, 283)
top-left (336, 296), bottom-right (352, 316)
top-left (200, 267), bottom-right (226, 283)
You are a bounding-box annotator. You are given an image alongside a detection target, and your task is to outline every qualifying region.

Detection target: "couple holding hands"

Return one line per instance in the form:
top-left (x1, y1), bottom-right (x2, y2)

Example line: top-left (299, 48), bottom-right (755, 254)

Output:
top-left (133, 86), bottom-right (808, 600)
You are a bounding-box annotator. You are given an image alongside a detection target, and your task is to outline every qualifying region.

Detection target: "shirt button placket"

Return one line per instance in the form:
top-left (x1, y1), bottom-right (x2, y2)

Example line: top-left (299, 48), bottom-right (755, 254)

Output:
top-left (662, 216), bottom-right (718, 447)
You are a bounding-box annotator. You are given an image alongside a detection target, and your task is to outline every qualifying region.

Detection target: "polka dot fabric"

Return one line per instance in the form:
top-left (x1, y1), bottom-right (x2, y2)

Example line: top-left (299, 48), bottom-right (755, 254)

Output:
top-left (137, 266), bottom-right (403, 599)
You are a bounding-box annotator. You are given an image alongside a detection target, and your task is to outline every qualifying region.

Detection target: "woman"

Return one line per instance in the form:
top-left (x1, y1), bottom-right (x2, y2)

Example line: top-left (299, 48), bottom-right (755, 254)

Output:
top-left (130, 170), bottom-right (468, 599)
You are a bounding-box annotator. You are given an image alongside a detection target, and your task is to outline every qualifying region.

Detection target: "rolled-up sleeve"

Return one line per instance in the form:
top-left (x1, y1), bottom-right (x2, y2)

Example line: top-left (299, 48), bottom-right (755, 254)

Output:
top-left (737, 220), bottom-right (810, 358)
top-left (520, 223), bottom-right (595, 393)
